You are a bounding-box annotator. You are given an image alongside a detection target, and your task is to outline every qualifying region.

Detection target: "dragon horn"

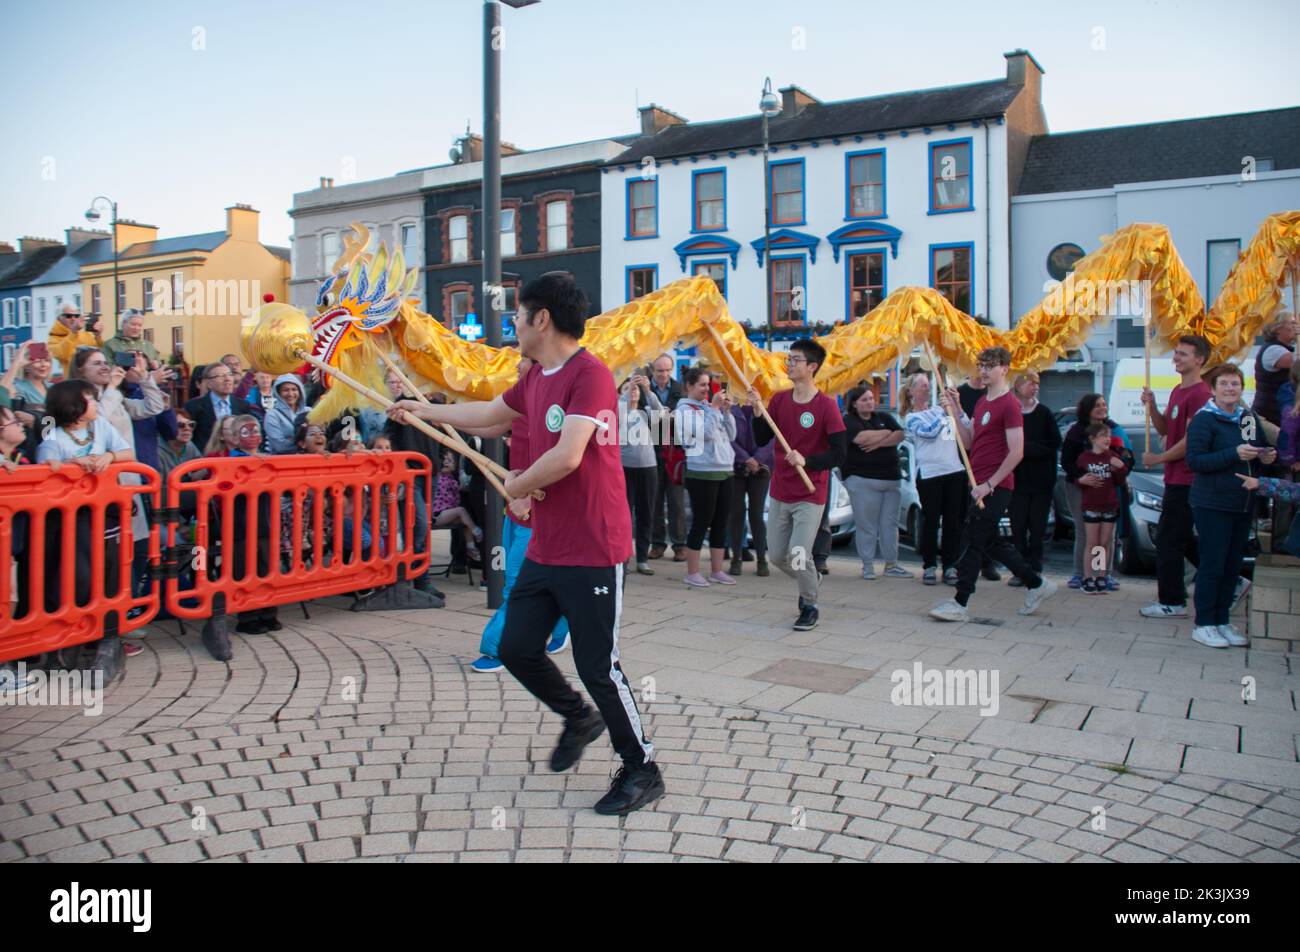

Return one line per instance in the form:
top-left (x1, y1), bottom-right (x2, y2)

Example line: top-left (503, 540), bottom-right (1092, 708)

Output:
top-left (333, 222), bottom-right (369, 275)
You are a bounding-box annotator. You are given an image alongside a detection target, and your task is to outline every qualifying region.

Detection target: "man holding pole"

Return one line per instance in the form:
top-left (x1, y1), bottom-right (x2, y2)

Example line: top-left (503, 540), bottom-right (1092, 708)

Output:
top-left (748, 338), bottom-right (846, 632)
top-left (930, 346), bottom-right (1058, 622)
top-left (1138, 334), bottom-right (1212, 618)
top-left (387, 274), bottom-right (661, 816)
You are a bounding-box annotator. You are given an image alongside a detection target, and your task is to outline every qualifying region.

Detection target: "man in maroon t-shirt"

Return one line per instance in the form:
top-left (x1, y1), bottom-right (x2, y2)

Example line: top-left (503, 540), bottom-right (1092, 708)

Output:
top-left (931, 346), bottom-right (1058, 622)
top-left (388, 274), bottom-right (661, 816)
top-left (1139, 334), bottom-right (1213, 618)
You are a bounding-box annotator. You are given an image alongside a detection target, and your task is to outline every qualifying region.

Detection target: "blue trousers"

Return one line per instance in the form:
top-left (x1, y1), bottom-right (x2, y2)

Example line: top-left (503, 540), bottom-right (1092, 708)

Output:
top-left (479, 518), bottom-right (569, 658)
top-left (1191, 507), bottom-right (1251, 627)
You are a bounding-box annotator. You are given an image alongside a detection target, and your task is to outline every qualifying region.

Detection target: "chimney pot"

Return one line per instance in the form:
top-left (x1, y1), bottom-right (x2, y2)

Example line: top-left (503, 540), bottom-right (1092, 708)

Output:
top-left (778, 85), bottom-right (819, 119)
top-left (638, 104), bottom-right (687, 136)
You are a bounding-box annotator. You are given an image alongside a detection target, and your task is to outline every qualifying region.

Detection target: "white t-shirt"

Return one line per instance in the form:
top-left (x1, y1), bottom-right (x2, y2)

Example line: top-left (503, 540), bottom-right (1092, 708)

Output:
top-left (1261, 343), bottom-right (1293, 372)
top-left (903, 407), bottom-right (965, 480)
top-left (36, 418), bottom-right (131, 463)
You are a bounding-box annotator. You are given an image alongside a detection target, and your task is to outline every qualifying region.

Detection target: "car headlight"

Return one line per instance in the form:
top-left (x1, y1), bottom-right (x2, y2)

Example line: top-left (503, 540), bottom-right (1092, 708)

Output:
top-left (1136, 491), bottom-right (1162, 511)
top-left (835, 482), bottom-right (850, 509)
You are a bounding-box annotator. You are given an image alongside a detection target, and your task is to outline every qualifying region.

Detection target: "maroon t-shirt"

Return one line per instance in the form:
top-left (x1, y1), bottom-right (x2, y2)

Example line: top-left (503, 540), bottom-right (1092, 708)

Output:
top-left (506, 417), bottom-right (530, 527)
top-left (968, 390), bottom-right (1021, 490)
top-left (1163, 381), bottom-right (1211, 487)
top-left (766, 388), bottom-right (846, 505)
top-left (502, 349), bottom-right (632, 565)
top-left (1077, 448), bottom-right (1128, 512)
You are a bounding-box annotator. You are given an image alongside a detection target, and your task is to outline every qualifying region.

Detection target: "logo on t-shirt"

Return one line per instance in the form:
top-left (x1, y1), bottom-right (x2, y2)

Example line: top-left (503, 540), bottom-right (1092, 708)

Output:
top-left (1171, 405), bottom-right (1179, 420)
top-left (981, 411), bottom-right (991, 426)
top-left (799, 411), bottom-right (814, 429)
top-left (545, 404), bottom-right (565, 432)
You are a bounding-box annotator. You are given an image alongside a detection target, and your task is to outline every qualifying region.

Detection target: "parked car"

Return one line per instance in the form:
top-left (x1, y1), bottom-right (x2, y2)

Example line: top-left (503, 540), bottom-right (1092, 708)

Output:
top-left (728, 470), bottom-right (857, 551)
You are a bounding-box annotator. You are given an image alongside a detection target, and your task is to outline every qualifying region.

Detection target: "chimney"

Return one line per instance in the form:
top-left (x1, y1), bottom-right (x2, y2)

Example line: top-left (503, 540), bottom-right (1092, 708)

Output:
top-left (226, 204), bottom-right (260, 242)
top-left (779, 85), bottom-right (819, 119)
top-left (0, 242), bottom-right (15, 255)
top-left (319, 176), bottom-right (334, 188)
top-left (114, 219), bottom-right (159, 249)
top-left (1004, 48), bottom-right (1045, 88)
top-left (638, 104), bottom-right (687, 136)
top-left (18, 236), bottom-right (62, 257)
top-left (65, 227), bottom-right (109, 249)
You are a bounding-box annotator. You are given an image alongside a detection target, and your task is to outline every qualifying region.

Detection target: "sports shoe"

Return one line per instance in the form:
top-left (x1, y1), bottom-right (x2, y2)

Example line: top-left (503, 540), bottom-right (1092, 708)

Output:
top-left (1105, 576), bottom-right (1120, 592)
top-left (470, 656), bottom-right (504, 673)
top-left (709, 571), bottom-right (737, 585)
top-left (1007, 576), bottom-right (1024, 587)
top-left (929, 599), bottom-right (970, 623)
top-left (816, 561), bottom-right (830, 576)
top-left (793, 604), bottom-right (819, 631)
top-left (1231, 577), bottom-right (1251, 611)
top-left (236, 620), bottom-right (268, 635)
top-left (729, 559), bottom-right (743, 576)
top-left (943, 567), bottom-right (958, 585)
top-left (755, 560), bottom-right (770, 577)
top-left (593, 761), bottom-right (665, 816)
top-left (1019, 578), bottom-right (1058, 615)
top-left (636, 562), bottom-right (654, 576)
top-left (122, 642), bottom-right (144, 657)
top-left (861, 565), bottom-right (876, 580)
top-left (546, 631), bottom-right (570, 654)
top-left (1141, 603), bottom-right (1188, 618)
top-left (648, 544), bottom-right (666, 560)
top-left (922, 567), bottom-right (937, 586)
top-left (672, 547), bottom-right (688, 563)
top-left (742, 549), bottom-right (755, 562)
top-left (1082, 578), bottom-right (1098, 594)
top-left (549, 708), bottom-right (605, 772)
top-left (1217, 624), bottom-right (1248, 647)
top-left (883, 564), bottom-right (913, 579)
top-left (1192, 625), bottom-right (1230, 649)
top-left (683, 573), bottom-right (710, 588)
top-left (0, 663), bottom-right (37, 698)
top-left (982, 564), bottom-right (1002, 582)
top-left (1067, 575), bottom-right (1083, 589)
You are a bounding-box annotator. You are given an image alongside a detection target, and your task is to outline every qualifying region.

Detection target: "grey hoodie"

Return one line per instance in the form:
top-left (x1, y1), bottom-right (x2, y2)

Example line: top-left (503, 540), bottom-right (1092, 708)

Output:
top-left (265, 373), bottom-right (310, 454)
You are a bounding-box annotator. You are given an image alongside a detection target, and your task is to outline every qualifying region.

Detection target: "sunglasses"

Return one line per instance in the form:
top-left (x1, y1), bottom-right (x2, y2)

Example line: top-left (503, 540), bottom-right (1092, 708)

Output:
top-left (177, 422), bottom-right (196, 429)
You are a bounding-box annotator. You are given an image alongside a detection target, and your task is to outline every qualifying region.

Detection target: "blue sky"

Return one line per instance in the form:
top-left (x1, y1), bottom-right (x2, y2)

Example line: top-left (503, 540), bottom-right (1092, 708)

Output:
top-left (2, 0), bottom-right (1296, 247)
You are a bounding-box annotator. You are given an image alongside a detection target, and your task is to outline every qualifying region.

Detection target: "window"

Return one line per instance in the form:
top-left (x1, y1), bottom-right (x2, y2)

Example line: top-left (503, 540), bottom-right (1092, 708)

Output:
top-left (1047, 243), bottom-right (1085, 282)
top-left (400, 223), bottom-right (418, 264)
top-left (116, 281), bottom-right (126, 313)
top-left (500, 208), bottom-right (516, 258)
top-left (692, 261), bottom-right (726, 298)
top-left (693, 169), bottom-right (725, 231)
top-left (627, 266), bottom-right (657, 302)
top-left (19, 297), bottom-right (32, 327)
top-left (1256, 157), bottom-right (1275, 172)
top-left (770, 160), bottom-right (804, 225)
top-left (449, 215), bottom-right (469, 263)
top-left (2, 344), bottom-right (14, 370)
top-left (545, 201), bottom-right (568, 252)
top-left (142, 278), bottom-right (154, 312)
top-left (930, 139), bottom-right (973, 213)
top-left (931, 244), bottom-right (973, 314)
top-left (321, 232), bottom-right (341, 272)
top-left (847, 151), bottom-right (885, 218)
top-left (171, 326), bottom-right (184, 356)
top-left (91, 284), bottom-right (101, 315)
top-left (143, 328), bottom-right (155, 345)
top-left (73, 292), bottom-right (81, 311)
top-left (627, 179), bottom-right (657, 238)
top-left (848, 252), bottom-right (884, 320)
top-left (772, 257), bottom-right (805, 325)
top-left (449, 289), bottom-right (470, 326)
top-left (2, 300), bottom-right (13, 328)
top-left (38, 297), bottom-right (47, 326)
top-left (172, 272), bottom-right (184, 307)
top-left (1207, 239), bottom-right (1241, 310)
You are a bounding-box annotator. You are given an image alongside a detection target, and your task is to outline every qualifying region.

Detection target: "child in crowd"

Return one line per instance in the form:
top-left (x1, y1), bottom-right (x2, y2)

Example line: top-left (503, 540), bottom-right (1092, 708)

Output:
top-left (1076, 422), bottom-right (1129, 593)
top-left (369, 435), bottom-right (392, 453)
top-left (432, 451), bottom-right (482, 562)
top-left (1238, 473), bottom-right (1300, 557)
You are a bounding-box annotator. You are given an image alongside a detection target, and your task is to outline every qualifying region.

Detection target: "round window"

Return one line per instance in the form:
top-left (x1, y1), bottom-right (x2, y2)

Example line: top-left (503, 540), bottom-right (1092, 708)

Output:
top-left (1047, 243), bottom-right (1085, 282)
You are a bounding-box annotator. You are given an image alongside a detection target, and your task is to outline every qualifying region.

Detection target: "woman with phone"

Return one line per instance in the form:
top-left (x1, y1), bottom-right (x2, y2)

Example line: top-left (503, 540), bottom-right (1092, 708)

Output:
top-left (0, 341), bottom-right (52, 409)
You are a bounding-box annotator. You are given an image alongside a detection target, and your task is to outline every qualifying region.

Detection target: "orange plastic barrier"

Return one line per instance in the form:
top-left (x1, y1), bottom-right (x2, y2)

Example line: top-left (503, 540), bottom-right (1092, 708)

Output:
top-left (0, 463), bottom-right (161, 662)
top-left (160, 452), bottom-right (432, 619)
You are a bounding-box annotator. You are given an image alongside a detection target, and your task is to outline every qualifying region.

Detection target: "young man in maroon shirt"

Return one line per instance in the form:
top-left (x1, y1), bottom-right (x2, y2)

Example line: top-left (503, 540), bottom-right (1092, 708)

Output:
top-left (1139, 334), bottom-right (1212, 618)
top-left (931, 346), bottom-right (1058, 622)
top-left (388, 274), bottom-right (661, 815)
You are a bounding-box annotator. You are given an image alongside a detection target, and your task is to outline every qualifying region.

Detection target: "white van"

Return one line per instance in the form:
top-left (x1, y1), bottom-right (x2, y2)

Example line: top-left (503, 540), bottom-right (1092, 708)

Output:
top-left (1107, 349), bottom-right (1258, 432)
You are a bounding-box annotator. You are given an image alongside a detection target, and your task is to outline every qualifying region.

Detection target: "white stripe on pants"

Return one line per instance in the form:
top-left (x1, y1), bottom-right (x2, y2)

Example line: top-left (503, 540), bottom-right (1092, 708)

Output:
top-left (845, 475), bottom-right (901, 567)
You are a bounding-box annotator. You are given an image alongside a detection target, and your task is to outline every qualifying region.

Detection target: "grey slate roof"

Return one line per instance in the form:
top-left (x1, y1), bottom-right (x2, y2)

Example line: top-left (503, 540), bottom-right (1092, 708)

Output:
top-left (1016, 107), bottom-right (1300, 195)
top-left (119, 231), bottom-right (227, 259)
top-left (0, 246), bottom-right (67, 290)
top-left (611, 80), bottom-right (1022, 164)
top-left (31, 236), bottom-right (113, 286)
top-left (265, 245), bottom-right (291, 262)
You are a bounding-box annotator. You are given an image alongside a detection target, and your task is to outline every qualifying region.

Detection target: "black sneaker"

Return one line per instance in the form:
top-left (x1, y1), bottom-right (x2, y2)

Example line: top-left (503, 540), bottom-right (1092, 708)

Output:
top-left (549, 708), bottom-right (605, 772)
top-left (414, 574), bottom-right (445, 599)
top-left (593, 762), bottom-right (665, 816)
top-left (793, 605), bottom-right (819, 631)
top-left (981, 564), bottom-right (1002, 581)
top-left (235, 620), bottom-right (268, 635)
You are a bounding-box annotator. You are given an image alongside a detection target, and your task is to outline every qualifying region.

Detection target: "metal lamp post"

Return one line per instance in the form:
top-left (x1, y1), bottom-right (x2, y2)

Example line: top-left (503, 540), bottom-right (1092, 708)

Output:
top-left (759, 79), bottom-right (781, 350)
top-left (482, 0), bottom-right (539, 609)
top-left (84, 196), bottom-right (119, 336)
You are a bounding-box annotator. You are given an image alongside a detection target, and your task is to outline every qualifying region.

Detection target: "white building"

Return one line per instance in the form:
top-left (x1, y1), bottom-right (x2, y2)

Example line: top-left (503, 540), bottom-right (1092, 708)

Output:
top-left (601, 51), bottom-right (1049, 348)
top-left (1012, 107), bottom-right (1300, 410)
top-left (29, 229), bottom-right (111, 356)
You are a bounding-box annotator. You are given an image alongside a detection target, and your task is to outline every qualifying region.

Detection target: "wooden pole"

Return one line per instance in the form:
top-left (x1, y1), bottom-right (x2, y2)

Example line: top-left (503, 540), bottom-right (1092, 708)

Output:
top-left (1143, 309), bottom-right (1152, 456)
top-left (1291, 262), bottom-right (1298, 318)
top-left (295, 350), bottom-right (539, 502)
top-left (701, 321), bottom-right (816, 493)
top-left (922, 341), bottom-right (983, 509)
top-left (375, 349), bottom-right (515, 506)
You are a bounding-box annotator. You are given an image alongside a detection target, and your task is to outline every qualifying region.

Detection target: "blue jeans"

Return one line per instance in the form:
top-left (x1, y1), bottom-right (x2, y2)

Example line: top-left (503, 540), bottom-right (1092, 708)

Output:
top-left (479, 518), bottom-right (569, 658)
top-left (1191, 507), bottom-right (1251, 627)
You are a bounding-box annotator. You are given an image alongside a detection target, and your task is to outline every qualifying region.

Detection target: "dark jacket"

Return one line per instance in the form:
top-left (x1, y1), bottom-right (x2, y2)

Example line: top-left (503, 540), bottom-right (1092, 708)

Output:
top-left (1186, 403), bottom-right (1272, 512)
top-left (1013, 402), bottom-right (1061, 494)
top-left (840, 410), bottom-right (901, 481)
top-left (183, 392), bottom-right (255, 454)
top-left (730, 405), bottom-right (759, 476)
top-left (125, 382), bottom-right (177, 472)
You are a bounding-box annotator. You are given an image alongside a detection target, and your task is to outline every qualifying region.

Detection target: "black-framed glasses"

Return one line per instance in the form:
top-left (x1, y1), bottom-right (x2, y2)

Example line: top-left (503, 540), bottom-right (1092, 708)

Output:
top-left (784, 356), bottom-right (807, 365)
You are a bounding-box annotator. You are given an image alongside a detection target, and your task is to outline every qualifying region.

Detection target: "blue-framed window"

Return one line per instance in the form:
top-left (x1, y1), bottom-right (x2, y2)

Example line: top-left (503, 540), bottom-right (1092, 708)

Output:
top-left (626, 178), bottom-right (658, 239)
top-left (692, 168), bottom-right (726, 232)
top-left (771, 253), bottom-right (807, 325)
top-left (769, 158), bottom-right (805, 226)
top-left (626, 264), bottom-right (658, 302)
top-left (928, 138), bottom-right (973, 214)
top-left (691, 259), bottom-right (727, 299)
top-left (845, 250), bottom-right (886, 321)
top-left (845, 149), bottom-right (886, 220)
top-left (929, 242), bottom-right (975, 315)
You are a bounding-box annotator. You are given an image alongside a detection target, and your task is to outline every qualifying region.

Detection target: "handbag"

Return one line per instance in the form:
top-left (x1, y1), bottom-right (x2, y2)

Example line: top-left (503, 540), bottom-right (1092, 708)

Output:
top-left (664, 444), bottom-right (686, 486)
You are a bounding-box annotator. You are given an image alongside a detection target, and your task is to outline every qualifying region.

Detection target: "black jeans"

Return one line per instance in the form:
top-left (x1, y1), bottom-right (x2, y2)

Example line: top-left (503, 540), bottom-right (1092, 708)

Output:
top-left (624, 465), bottom-right (657, 562)
top-left (813, 498), bottom-right (832, 566)
top-left (954, 488), bottom-right (1041, 605)
top-left (729, 469), bottom-right (770, 559)
top-left (918, 470), bottom-right (966, 570)
top-left (685, 475), bottom-right (733, 550)
top-left (1009, 489), bottom-right (1053, 575)
top-left (1155, 484), bottom-right (1200, 606)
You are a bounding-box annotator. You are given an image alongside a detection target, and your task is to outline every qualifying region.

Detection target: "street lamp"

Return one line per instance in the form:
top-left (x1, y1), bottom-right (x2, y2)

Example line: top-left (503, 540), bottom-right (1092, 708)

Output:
top-left (85, 195), bottom-right (119, 335)
top-left (481, 0), bottom-right (540, 609)
top-left (759, 78), bottom-right (781, 350)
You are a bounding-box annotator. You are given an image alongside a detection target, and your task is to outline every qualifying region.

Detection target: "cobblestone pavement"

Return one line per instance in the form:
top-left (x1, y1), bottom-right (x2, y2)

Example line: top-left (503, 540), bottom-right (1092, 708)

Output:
top-left (2, 554), bottom-right (1297, 863)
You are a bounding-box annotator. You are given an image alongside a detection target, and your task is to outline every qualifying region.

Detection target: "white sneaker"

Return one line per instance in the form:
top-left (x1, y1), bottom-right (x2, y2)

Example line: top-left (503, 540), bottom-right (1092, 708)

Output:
top-left (1140, 603), bottom-right (1189, 618)
top-left (861, 566), bottom-right (876, 580)
top-left (1231, 577), bottom-right (1252, 611)
top-left (1217, 624), bottom-right (1248, 647)
top-left (883, 564), bottom-right (914, 579)
top-left (1018, 578), bottom-right (1058, 615)
top-left (1192, 625), bottom-right (1230, 649)
top-left (929, 599), bottom-right (970, 623)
